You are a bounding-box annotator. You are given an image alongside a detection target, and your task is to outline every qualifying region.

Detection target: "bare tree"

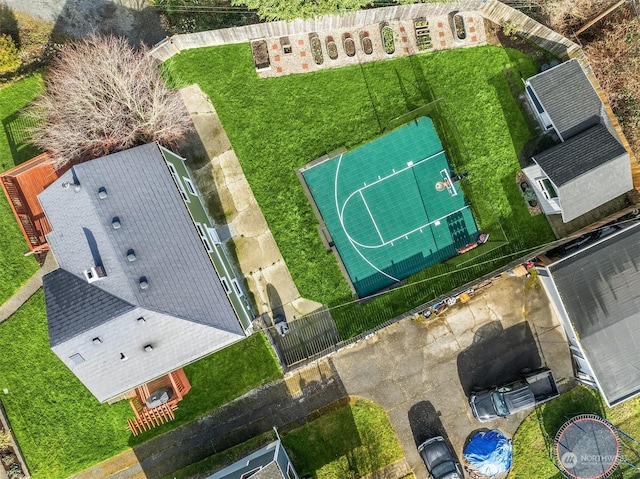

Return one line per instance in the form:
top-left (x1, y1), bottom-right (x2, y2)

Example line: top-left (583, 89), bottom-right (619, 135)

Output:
top-left (29, 34), bottom-right (191, 168)
top-left (583, 11), bottom-right (640, 154)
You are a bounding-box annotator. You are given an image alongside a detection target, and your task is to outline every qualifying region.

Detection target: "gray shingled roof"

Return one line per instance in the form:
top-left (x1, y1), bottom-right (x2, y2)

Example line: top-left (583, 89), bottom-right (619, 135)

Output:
top-left (527, 59), bottom-right (603, 139)
top-left (533, 123), bottom-right (626, 187)
top-left (207, 441), bottom-right (282, 479)
top-left (549, 223), bottom-right (640, 406)
top-left (38, 143), bottom-right (244, 401)
top-left (43, 269), bottom-right (134, 347)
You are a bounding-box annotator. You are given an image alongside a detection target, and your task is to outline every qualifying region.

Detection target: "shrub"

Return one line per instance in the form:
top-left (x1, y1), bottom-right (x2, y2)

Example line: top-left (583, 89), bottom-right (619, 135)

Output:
top-left (0, 34), bottom-right (20, 73)
top-left (0, 429), bottom-right (13, 452)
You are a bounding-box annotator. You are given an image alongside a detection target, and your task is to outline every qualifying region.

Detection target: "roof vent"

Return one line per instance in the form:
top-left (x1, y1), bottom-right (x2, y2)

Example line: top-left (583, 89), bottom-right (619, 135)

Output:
top-left (139, 276), bottom-right (149, 290)
top-left (112, 217), bottom-right (121, 229)
top-left (62, 181), bottom-right (70, 189)
top-left (84, 265), bottom-right (107, 283)
top-left (126, 249), bottom-right (136, 262)
top-left (137, 316), bottom-right (146, 324)
top-left (97, 187), bottom-right (108, 199)
top-left (120, 353), bottom-right (128, 361)
top-left (144, 344), bottom-right (153, 352)
top-left (92, 337), bottom-right (102, 345)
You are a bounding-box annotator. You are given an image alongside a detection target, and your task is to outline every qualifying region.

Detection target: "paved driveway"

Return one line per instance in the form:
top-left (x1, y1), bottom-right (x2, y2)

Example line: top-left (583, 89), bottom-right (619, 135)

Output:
top-left (331, 274), bottom-right (573, 478)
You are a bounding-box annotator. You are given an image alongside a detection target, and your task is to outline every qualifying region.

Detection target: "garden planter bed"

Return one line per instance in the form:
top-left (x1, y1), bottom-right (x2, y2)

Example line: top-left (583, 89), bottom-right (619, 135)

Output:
top-left (414, 19), bottom-right (433, 51)
top-left (250, 39), bottom-right (271, 71)
top-left (0, 401), bottom-right (29, 479)
top-left (326, 36), bottom-right (338, 60)
top-left (360, 31), bottom-right (373, 55)
top-left (343, 33), bottom-right (356, 57)
top-left (452, 13), bottom-right (466, 41)
top-left (309, 33), bottom-right (323, 65)
top-left (380, 24), bottom-right (395, 55)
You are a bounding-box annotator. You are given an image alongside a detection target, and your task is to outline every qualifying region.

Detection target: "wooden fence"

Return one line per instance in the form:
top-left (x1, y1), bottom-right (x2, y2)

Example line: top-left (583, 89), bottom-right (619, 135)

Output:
top-left (149, 1), bottom-right (486, 61)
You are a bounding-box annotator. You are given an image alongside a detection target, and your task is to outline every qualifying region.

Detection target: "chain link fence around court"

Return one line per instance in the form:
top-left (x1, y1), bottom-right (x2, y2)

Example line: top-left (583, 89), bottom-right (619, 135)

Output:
top-left (269, 208), bottom-right (640, 369)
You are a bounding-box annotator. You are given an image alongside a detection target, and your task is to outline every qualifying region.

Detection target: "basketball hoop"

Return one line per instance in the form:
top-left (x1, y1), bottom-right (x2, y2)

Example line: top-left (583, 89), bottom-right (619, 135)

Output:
top-left (435, 181), bottom-right (446, 192)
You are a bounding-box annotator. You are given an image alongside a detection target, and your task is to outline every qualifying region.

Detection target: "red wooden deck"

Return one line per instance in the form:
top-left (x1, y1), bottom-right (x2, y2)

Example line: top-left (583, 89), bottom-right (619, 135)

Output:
top-left (127, 369), bottom-right (192, 436)
top-left (0, 153), bottom-right (68, 263)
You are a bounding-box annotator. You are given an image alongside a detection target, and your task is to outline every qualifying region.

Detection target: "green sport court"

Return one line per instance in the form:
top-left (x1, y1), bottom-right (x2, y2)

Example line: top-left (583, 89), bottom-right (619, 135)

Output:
top-left (302, 116), bottom-right (479, 297)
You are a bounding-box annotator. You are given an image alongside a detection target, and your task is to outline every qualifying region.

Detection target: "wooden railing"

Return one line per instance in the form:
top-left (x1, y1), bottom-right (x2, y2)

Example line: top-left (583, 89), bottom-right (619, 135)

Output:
top-left (126, 369), bottom-right (192, 436)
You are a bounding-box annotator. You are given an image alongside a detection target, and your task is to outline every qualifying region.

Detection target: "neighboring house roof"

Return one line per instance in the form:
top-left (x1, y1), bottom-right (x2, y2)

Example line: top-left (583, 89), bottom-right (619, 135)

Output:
top-left (532, 123), bottom-right (632, 223)
top-left (546, 222), bottom-right (640, 406)
top-left (533, 123), bottom-right (626, 187)
top-left (527, 59), bottom-right (603, 140)
top-left (207, 439), bottom-right (294, 479)
top-left (39, 143), bottom-right (245, 402)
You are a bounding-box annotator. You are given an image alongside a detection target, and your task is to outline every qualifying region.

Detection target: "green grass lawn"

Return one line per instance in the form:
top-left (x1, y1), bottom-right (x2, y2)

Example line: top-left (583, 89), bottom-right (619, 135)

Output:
top-left (0, 291), bottom-right (283, 479)
top-left (167, 398), bottom-right (404, 479)
top-left (162, 44), bottom-right (555, 338)
top-left (282, 399), bottom-right (404, 478)
top-left (509, 385), bottom-right (640, 479)
top-left (0, 73), bottom-right (44, 304)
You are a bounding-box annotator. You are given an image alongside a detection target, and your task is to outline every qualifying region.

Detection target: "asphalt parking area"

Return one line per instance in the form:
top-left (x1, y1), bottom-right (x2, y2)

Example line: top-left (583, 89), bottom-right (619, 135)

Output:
top-left (330, 274), bottom-right (573, 479)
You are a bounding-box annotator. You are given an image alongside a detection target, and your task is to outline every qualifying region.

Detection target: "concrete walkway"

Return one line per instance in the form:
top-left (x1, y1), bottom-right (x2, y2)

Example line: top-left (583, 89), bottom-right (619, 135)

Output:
top-left (177, 84), bottom-right (322, 321)
top-left (0, 253), bottom-right (56, 323)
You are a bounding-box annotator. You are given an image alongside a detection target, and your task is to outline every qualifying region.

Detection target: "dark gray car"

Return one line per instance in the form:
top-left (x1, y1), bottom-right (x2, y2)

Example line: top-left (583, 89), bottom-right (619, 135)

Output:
top-left (418, 436), bottom-right (463, 479)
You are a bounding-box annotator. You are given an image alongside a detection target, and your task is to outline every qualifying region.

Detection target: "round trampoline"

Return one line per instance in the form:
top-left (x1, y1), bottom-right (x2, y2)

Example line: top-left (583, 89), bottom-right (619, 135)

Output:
top-left (555, 414), bottom-right (620, 479)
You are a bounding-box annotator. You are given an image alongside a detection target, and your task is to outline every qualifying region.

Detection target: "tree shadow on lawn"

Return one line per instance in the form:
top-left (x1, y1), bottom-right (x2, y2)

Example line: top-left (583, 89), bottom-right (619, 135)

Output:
top-left (488, 70), bottom-right (535, 166)
top-left (457, 321), bottom-right (542, 396)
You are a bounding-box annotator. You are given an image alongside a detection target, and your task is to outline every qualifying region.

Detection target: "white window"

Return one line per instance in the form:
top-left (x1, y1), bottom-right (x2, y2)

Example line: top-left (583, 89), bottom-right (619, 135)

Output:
top-left (220, 278), bottom-right (231, 294)
top-left (231, 278), bottom-right (244, 297)
top-left (183, 177), bottom-right (197, 196)
top-left (287, 463), bottom-right (297, 479)
top-left (195, 222), bottom-right (213, 252)
top-left (207, 227), bottom-right (221, 245)
top-left (537, 178), bottom-right (558, 200)
top-left (166, 162), bottom-right (190, 203)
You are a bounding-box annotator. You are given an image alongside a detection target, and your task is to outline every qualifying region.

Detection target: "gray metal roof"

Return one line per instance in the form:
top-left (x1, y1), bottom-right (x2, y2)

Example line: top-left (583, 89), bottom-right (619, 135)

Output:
top-left (548, 223), bottom-right (640, 406)
top-left (51, 306), bottom-right (244, 402)
top-left (527, 59), bottom-right (603, 139)
top-left (43, 269), bottom-right (135, 347)
top-left (533, 123), bottom-right (627, 187)
top-left (207, 441), bottom-right (282, 479)
top-left (533, 123), bottom-right (632, 223)
top-left (38, 143), bottom-right (245, 401)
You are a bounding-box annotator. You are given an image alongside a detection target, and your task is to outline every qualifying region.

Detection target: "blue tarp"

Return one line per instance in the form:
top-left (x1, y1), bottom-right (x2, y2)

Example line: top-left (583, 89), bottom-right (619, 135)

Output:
top-left (464, 430), bottom-right (512, 478)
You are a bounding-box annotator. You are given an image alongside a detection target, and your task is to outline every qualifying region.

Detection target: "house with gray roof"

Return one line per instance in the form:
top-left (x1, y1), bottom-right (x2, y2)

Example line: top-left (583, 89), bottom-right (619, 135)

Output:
top-left (537, 220), bottom-right (640, 406)
top-left (38, 143), bottom-right (252, 403)
top-left (523, 59), bottom-right (633, 223)
top-left (206, 437), bottom-right (299, 479)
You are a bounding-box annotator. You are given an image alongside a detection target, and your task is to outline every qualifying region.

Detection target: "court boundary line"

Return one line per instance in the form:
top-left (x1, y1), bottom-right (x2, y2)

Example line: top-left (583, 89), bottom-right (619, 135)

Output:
top-left (360, 191), bottom-right (384, 244)
top-left (337, 149), bottom-right (468, 249)
top-left (440, 168), bottom-right (458, 197)
top-left (334, 153), bottom-right (400, 283)
top-left (338, 150), bottom-right (445, 247)
top-left (345, 205), bottom-right (471, 249)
